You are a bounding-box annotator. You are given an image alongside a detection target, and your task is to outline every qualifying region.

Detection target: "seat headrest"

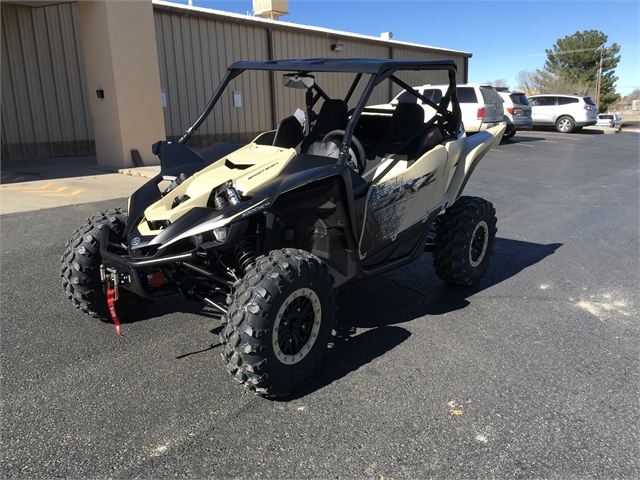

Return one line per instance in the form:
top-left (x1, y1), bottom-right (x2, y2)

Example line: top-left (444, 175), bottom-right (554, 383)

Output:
top-left (318, 99), bottom-right (348, 118)
top-left (391, 102), bottom-right (424, 124)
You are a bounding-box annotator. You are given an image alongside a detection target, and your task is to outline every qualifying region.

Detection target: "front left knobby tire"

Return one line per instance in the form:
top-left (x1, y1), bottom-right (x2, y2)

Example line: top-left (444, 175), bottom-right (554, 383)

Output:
top-left (220, 248), bottom-right (337, 397)
top-left (61, 208), bottom-right (150, 322)
top-left (432, 196), bottom-right (497, 286)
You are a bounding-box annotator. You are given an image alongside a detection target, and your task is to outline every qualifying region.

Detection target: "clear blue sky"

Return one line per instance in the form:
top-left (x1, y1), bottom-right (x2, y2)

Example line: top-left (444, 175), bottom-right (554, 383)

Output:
top-left (170, 0), bottom-right (639, 96)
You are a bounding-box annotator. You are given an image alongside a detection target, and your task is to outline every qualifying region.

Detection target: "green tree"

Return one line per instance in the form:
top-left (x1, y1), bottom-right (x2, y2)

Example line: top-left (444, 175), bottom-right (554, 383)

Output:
top-left (545, 30), bottom-right (620, 111)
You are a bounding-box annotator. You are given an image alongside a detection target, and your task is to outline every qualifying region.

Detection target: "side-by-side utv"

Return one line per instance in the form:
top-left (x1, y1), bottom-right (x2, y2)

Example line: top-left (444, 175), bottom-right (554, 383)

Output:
top-left (61, 58), bottom-right (505, 397)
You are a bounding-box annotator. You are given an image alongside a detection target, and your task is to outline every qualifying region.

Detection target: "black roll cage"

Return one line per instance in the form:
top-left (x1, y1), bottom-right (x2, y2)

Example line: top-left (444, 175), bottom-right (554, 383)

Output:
top-left (178, 58), bottom-right (462, 166)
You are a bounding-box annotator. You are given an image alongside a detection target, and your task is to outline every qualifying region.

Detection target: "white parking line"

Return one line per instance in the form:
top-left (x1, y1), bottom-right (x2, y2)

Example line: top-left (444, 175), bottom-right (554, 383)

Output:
top-left (549, 135), bottom-right (583, 141)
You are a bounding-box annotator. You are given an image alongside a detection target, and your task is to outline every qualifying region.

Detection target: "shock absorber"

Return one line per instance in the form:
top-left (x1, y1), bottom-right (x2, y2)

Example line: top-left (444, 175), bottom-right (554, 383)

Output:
top-left (234, 239), bottom-right (257, 273)
top-left (213, 181), bottom-right (241, 210)
top-left (224, 181), bottom-right (240, 205)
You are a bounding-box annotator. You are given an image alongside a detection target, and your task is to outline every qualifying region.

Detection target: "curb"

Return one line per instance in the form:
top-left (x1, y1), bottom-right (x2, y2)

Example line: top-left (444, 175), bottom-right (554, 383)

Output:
top-left (584, 126), bottom-right (620, 134)
top-left (118, 166), bottom-right (161, 179)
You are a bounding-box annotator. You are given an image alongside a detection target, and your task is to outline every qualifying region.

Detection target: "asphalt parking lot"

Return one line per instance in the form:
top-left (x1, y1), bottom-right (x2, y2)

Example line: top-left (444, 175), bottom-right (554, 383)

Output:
top-left (1, 129), bottom-right (638, 478)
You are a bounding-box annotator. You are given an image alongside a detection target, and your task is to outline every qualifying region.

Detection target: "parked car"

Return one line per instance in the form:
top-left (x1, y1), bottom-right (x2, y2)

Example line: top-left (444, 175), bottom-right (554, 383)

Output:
top-left (596, 113), bottom-right (621, 128)
top-left (495, 88), bottom-right (532, 139)
top-left (527, 94), bottom-right (597, 133)
top-left (382, 83), bottom-right (504, 134)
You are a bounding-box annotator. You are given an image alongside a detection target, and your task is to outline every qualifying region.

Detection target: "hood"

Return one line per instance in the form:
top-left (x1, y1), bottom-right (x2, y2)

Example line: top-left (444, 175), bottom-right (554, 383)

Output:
top-left (140, 144), bottom-right (296, 233)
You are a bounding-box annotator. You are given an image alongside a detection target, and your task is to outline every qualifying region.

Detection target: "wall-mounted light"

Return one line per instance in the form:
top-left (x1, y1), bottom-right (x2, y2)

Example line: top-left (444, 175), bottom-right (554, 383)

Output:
top-left (331, 43), bottom-right (343, 52)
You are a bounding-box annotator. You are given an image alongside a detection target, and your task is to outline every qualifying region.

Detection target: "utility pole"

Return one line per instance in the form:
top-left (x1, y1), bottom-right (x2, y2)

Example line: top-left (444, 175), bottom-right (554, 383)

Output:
top-left (596, 47), bottom-right (604, 112)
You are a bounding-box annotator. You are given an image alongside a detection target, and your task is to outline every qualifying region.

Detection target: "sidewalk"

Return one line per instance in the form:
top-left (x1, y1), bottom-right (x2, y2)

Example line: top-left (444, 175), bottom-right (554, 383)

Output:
top-left (0, 155), bottom-right (158, 215)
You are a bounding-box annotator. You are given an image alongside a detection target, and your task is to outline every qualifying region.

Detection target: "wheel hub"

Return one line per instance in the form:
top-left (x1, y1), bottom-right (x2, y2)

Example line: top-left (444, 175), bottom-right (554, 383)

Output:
top-left (469, 221), bottom-right (489, 267)
top-left (272, 288), bottom-right (322, 365)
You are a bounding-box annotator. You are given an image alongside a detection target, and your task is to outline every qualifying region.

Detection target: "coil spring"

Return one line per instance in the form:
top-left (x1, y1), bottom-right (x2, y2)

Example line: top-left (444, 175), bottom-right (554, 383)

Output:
top-left (234, 239), bottom-right (257, 272)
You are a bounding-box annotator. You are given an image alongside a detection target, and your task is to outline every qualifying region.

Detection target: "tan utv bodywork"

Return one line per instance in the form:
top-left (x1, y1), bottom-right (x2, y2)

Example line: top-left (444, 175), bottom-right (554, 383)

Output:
top-left (359, 124), bottom-right (505, 257)
top-left (137, 124), bottom-right (504, 252)
top-left (137, 144), bottom-right (296, 236)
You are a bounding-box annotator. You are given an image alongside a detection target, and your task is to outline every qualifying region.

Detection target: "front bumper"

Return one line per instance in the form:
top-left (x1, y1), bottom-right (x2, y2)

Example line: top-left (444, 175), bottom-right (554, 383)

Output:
top-left (99, 228), bottom-right (234, 300)
top-left (100, 227), bottom-right (191, 299)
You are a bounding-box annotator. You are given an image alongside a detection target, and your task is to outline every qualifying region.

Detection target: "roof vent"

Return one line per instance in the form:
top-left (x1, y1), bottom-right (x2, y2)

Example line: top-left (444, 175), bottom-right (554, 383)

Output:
top-left (253, 0), bottom-right (289, 20)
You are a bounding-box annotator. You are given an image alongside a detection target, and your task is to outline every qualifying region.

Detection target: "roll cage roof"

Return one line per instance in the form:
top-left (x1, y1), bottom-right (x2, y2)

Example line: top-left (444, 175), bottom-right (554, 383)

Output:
top-left (228, 58), bottom-right (458, 76)
top-left (179, 58), bottom-right (461, 166)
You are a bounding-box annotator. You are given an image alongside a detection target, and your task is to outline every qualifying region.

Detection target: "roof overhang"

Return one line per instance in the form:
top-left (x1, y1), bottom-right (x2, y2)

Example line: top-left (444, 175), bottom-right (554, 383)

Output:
top-left (152, 0), bottom-right (472, 59)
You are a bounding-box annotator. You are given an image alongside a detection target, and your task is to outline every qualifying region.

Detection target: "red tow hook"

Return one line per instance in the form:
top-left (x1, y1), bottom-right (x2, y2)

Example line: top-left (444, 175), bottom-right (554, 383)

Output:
top-left (106, 287), bottom-right (123, 336)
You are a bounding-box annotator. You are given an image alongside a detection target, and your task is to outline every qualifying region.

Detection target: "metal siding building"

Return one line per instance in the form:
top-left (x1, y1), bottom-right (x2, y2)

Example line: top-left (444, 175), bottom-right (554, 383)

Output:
top-left (1, 0), bottom-right (471, 158)
top-left (1, 2), bottom-right (94, 159)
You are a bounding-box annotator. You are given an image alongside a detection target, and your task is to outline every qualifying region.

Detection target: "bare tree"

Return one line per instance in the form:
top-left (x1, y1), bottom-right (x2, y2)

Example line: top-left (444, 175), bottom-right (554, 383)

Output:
top-left (516, 68), bottom-right (595, 98)
top-left (515, 69), bottom-right (539, 94)
top-left (624, 89), bottom-right (640, 102)
top-left (485, 79), bottom-right (509, 88)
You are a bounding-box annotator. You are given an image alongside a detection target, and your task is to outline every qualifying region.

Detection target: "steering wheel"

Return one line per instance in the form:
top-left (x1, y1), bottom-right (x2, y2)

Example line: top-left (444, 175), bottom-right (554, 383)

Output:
top-left (322, 130), bottom-right (366, 174)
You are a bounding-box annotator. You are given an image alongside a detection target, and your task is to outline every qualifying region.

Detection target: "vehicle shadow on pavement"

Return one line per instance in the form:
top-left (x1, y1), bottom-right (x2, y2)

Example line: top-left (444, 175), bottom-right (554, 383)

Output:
top-left (500, 135), bottom-right (546, 145)
top-left (287, 237), bottom-right (562, 399)
top-left (122, 297), bottom-right (221, 324)
top-left (341, 237), bottom-right (562, 324)
top-left (530, 127), bottom-right (604, 135)
top-left (420, 238), bottom-right (563, 316)
top-left (288, 325), bottom-right (412, 400)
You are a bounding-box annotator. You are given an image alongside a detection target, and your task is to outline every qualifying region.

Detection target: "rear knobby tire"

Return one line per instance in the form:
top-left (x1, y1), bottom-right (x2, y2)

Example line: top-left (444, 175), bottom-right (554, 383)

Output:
top-left (220, 248), bottom-right (337, 397)
top-left (60, 208), bottom-right (150, 322)
top-left (432, 196), bottom-right (497, 286)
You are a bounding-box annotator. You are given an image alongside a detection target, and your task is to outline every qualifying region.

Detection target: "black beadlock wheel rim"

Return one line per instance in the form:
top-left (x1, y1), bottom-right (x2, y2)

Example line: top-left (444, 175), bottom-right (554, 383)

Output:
top-left (272, 288), bottom-right (322, 365)
top-left (469, 221), bottom-right (489, 267)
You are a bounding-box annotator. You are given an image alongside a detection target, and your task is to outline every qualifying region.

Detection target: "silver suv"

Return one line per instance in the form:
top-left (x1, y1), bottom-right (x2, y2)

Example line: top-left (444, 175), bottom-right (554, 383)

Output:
top-left (496, 89), bottom-right (532, 139)
top-left (528, 94), bottom-right (597, 133)
top-left (391, 83), bottom-right (504, 134)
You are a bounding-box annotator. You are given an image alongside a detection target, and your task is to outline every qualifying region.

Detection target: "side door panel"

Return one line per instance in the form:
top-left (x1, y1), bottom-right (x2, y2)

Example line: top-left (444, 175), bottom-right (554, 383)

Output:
top-left (359, 145), bottom-right (449, 257)
top-left (532, 96), bottom-right (557, 124)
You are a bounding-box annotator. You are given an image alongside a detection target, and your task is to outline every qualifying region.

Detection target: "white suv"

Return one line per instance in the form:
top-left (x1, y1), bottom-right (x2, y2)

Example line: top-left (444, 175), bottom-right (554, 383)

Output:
top-left (389, 83), bottom-right (504, 134)
top-left (527, 94), bottom-right (597, 133)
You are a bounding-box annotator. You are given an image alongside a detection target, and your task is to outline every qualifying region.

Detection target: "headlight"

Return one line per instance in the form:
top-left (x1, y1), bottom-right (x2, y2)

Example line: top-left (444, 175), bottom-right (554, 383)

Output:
top-left (213, 227), bottom-right (229, 243)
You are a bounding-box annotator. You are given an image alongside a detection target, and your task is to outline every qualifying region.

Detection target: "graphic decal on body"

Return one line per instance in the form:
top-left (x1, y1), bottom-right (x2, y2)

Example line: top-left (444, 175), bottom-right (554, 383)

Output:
top-left (360, 170), bottom-right (436, 253)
